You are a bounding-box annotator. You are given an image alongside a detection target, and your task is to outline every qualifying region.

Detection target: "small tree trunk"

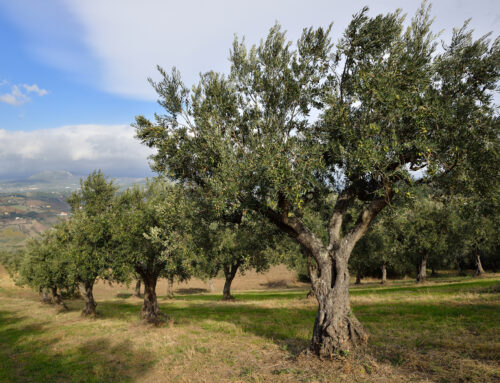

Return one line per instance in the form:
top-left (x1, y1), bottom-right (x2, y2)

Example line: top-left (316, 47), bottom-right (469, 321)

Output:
top-left (141, 275), bottom-right (165, 323)
top-left (79, 280), bottom-right (97, 316)
top-left (475, 254), bottom-right (485, 276)
top-left (39, 287), bottom-right (51, 303)
top-left (416, 254), bottom-right (428, 283)
top-left (222, 262), bottom-right (239, 301)
top-left (431, 266), bottom-right (437, 277)
top-left (381, 263), bottom-right (387, 284)
top-left (208, 279), bottom-right (215, 293)
top-left (310, 254), bottom-right (367, 357)
top-left (134, 279), bottom-right (142, 297)
top-left (355, 271), bottom-right (361, 285)
top-left (50, 287), bottom-right (68, 310)
top-left (166, 277), bottom-right (174, 299)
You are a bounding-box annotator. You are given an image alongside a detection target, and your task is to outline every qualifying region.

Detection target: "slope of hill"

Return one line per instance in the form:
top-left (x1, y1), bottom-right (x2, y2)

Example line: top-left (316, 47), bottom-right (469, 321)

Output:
top-left (0, 171), bottom-right (146, 251)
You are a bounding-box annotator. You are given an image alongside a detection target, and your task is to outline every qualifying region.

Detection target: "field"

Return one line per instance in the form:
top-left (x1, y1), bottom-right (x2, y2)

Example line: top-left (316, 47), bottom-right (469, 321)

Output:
top-left (0, 265), bottom-right (498, 383)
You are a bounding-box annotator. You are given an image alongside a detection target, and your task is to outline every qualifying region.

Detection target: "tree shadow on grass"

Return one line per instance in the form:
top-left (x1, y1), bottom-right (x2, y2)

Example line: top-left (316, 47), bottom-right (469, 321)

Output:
top-left (0, 310), bottom-right (156, 383)
top-left (98, 298), bottom-right (315, 356)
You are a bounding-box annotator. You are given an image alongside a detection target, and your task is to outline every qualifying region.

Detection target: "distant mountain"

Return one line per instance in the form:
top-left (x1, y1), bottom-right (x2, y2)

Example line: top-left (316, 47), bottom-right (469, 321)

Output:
top-left (0, 171), bottom-right (146, 193)
top-left (28, 170), bottom-right (76, 182)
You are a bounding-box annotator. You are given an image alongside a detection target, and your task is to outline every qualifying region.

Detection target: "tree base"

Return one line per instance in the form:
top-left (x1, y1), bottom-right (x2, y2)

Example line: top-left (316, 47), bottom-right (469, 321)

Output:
top-left (310, 314), bottom-right (368, 358)
top-left (221, 295), bottom-right (235, 301)
top-left (81, 305), bottom-right (97, 317)
top-left (141, 309), bottom-right (169, 325)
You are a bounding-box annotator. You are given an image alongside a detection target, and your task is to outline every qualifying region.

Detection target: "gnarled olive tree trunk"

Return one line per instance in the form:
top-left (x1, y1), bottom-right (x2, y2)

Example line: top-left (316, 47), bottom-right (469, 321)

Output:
top-left (140, 273), bottom-right (166, 323)
top-left (135, 279), bottom-right (142, 297)
top-left (261, 191), bottom-right (388, 357)
top-left (39, 286), bottom-right (51, 303)
top-left (79, 280), bottom-right (97, 316)
top-left (355, 271), bottom-right (362, 285)
top-left (166, 277), bottom-right (174, 299)
top-left (381, 262), bottom-right (387, 284)
top-left (208, 279), bottom-right (215, 293)
top-left (475, 254), bottom-right (485, 276)
top-left (308, 251), bottom-right (367, 357)
top-left (222, 262), bottom-right (240, 301)
top-left (416, 254), bottom-right (428, 283)
top-left (50, 286), bottom-right (68, 310)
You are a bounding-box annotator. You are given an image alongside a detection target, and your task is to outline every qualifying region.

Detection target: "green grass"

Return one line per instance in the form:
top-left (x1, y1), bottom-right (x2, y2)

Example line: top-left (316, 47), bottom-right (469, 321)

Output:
top-left (0, 275), bottom-right (498, 382)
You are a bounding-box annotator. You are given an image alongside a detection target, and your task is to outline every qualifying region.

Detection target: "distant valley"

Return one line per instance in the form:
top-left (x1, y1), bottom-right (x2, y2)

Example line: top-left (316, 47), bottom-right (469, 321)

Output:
top-left (0, 171), bottom-right (146, 251)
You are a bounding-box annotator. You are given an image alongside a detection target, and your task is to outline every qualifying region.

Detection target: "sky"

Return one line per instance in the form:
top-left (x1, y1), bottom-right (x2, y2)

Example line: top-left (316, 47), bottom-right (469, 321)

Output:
top-left (0, 0), bottom-right (498, 179)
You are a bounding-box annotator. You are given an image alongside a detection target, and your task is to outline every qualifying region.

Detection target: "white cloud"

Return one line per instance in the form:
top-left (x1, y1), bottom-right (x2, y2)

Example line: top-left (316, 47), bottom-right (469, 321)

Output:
top-left (0, 82), bottom-right (48, 106)
top-left (60, 0), bottom-right (500, 100)
top-left (23, 84), bottom-right (48, 96)
top-left (1, 1), bottom-right (498, 100)
top-left (0, 124), bottom-right (154, 179)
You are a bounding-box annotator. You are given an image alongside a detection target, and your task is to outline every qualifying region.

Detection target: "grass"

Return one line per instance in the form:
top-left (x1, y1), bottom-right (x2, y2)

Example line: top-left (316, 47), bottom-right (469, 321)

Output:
top-left (0, 270), bottom-right (498, 383)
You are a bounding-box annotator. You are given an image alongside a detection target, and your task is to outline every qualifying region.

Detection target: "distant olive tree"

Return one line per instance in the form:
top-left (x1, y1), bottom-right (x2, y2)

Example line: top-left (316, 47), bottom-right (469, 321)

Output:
top-left (66, 170), bottom-right (118, 316)
top-left (111, 180), bottom-right (195, 323)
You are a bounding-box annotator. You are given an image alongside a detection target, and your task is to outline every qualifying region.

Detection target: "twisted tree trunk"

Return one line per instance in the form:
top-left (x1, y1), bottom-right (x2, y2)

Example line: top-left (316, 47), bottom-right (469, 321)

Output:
top-left (141, 274), bottom-right (166, 323)
top-left (50, 286), bottom-right (68, 310)
top-left (134, 279), bottom-right (142, 297)
top-left (309, 253), bottom-right (368, 357)
top-left (222, 262), bottom-right (240, 301)
top-left (355, 271), bottom-right (362, 285)
top-left (381, 262), bottom-right (387, 284)
top-left (39, 287), bottom-right (51, 303)
top-left (166, 277), bottom-right (174, 298)
top-left (208, 279), bottom-right (215, 293)
top-left (416, 254), bottom-right (428, 283)
top-left (475, 254), bottom-right (485, 276)
top-left (79, 280), bottom-right (97, 316)
top-left (258, 190), bottom-right (388, 357)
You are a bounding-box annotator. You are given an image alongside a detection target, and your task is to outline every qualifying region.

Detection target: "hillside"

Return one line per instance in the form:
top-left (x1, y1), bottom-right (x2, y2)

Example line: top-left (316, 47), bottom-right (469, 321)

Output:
top-left (0, 171), bottom-right (146, 251)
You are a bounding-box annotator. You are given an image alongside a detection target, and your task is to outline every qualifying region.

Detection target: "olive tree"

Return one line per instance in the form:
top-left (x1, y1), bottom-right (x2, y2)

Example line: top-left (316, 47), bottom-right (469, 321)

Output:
top-left (66, 170), bottom-right (117, 316)
top-left (135, 4), bottom-right (499, 356)
top-left (193, 209), bottom-right (278, 300)
top-left (111, 180), bottom-right (195, 323)
top-left (17, 223), bottom-right (74, 309)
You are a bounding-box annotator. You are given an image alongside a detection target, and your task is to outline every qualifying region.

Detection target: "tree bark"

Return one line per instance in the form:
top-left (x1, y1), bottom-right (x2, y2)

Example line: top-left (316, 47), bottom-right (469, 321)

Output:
top-left (79, 280), bottom-right (97, 316)
top-left (254, 190), bottom-right (388, 357)
top-left (416, 254), bottom-right (428, 283)
top-left (309, 253), bottom-right (368, 357)
top-left (166, 277), bottom-right (174, 298)
top-left (134, 279), bottom-right (142, 297)
top-left (222, 262), bottom-right (239, 301)
top-left (208, 279), bottom-right (215, 293)
top-left (39, 287), bottom-right (51, 303)
top-left (50, 286), bottom-right (68, 310)
top-left (381, 263), bottom-right (387, 284)
top-left (141, 275), bottom-right (166, 323)
top-left (475, 254), bottom-right (485, 276)
top-left (355, 271), bottom-right (362, 285)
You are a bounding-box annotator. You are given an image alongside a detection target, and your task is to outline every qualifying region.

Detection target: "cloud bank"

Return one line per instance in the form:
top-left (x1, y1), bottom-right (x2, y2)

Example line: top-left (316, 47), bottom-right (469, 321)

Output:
top-left (0, 124), bottom-right (154, 179)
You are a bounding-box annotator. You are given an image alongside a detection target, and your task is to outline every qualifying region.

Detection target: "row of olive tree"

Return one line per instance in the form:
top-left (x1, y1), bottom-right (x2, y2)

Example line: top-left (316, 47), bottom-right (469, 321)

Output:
top-left (348, 188), bottom-right (499, 284)
top-left (2, 171), bottom-right (285, 323)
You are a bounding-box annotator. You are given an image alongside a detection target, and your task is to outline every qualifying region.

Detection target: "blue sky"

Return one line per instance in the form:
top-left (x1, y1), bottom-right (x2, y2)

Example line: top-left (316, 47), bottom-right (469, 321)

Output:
top-left (0, 0), bottom-right (498, 179)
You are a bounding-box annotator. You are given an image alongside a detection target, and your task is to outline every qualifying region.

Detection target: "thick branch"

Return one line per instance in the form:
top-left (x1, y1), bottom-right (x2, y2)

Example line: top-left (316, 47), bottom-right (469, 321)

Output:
top-left (246, 194), bottom-right (327, 265)
top-left (328, 189), bottom-right (355, 250)
top-left (343, 197), bottom-right (388, 255)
